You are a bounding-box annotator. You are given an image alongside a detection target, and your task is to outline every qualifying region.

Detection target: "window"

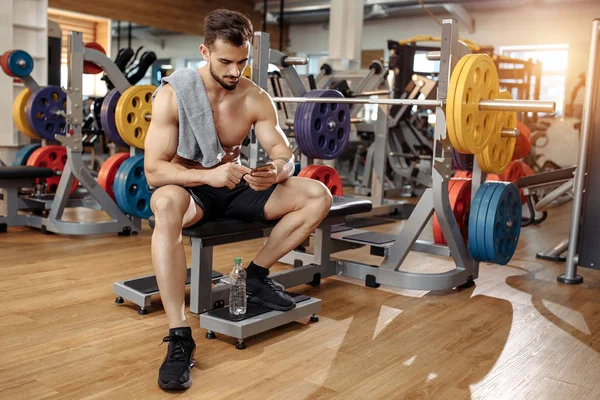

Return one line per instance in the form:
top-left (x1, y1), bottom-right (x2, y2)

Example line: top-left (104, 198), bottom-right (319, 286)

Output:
top-left (499, 44), bottom-right (568, 116)
top-left (48, 9), bottom-right (110, 97)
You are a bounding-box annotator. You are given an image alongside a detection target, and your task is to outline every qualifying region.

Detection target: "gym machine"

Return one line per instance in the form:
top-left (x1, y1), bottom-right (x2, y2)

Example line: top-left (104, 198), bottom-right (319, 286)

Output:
top-left (0, 34), bottom-right (140, 235)
top-left (114, 19), bottom-right (555, 349)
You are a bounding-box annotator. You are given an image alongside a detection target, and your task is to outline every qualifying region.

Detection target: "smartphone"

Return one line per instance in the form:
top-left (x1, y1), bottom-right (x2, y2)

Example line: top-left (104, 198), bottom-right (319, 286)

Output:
top-left (252, 163), bottom-right (273, 173)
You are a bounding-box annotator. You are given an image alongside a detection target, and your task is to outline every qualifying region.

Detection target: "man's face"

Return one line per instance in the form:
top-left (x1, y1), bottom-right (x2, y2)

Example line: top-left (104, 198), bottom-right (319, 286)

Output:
top-left (201, 38), bottom-right (250, 91)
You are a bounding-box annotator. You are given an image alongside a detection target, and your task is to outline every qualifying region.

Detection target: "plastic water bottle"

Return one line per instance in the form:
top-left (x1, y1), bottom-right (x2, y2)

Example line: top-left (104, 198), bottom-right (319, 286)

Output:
top-left (229, 257), bottom-right (247, 316)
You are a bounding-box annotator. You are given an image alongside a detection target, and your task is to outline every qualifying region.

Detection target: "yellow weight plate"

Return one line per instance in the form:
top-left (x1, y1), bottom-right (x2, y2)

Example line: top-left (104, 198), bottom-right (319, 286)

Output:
top-left (12, 88), bottom-right (39, 139)
top-left (448, 54), bottom-right (499, 154)
top-left (446, 55), bottom-right (471, 153)
top-left (477, 91), bottom-right (517, 174)
top-left (115, 85), bottom-right (156, 149)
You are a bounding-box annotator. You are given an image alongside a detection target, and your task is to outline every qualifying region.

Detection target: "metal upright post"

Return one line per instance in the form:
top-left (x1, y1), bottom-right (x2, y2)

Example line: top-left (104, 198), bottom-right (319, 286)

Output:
top-left (560, 19), bottom-right (600, 284)
top-left (248, 32), bottom-right (271, 169)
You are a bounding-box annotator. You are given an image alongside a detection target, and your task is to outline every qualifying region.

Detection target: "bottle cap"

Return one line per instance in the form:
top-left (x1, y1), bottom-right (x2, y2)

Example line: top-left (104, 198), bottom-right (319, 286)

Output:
top-left (234, 257), bottom-right (242, 264)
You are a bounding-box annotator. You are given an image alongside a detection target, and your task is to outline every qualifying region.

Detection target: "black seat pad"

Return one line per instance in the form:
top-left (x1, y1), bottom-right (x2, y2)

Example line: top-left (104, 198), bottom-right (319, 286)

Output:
top-left (0, 166), bottom-right (54, 179)
top-left (517, 166), bottom-right (576, 188)
top-left (149, 196), bottom-right (373, 238)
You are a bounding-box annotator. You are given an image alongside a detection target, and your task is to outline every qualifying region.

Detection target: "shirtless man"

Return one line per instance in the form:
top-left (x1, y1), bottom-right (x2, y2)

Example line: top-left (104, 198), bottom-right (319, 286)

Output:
top-left (144, 9), bottom-right (333, 391)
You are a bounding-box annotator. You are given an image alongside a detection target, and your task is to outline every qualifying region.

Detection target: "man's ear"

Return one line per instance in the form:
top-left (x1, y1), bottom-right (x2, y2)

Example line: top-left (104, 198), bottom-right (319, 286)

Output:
top-left (199, 44), bottom-right (210, 61)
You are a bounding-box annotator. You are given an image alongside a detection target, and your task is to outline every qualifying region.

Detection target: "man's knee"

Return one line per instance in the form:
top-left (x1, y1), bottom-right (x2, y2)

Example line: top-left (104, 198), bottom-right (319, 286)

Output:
top-left (151, 187), bottom-right (188, 228)
top-left (305, 181), bottom-right (333, 213)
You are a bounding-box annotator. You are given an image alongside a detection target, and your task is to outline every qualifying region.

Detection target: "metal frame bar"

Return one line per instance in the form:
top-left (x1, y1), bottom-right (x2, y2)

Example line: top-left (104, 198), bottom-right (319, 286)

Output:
top-left (561, 19), bottom-right (600, 283)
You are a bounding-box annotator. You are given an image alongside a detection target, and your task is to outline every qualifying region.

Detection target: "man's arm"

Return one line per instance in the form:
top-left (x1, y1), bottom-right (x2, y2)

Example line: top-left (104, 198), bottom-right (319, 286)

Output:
top-left (252, 90), bottom-right (294, 183)
top-left (144, 85), bottom-right (209, 187)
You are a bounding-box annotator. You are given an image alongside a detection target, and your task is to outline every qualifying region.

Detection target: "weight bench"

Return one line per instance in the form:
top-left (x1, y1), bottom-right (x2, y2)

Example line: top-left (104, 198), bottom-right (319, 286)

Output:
top-left (114, 196), bottom-right (372, 348)
top-left (518, 166), bottom-right (576, 260)
top-left (0, 166), bottom-right (54, 232)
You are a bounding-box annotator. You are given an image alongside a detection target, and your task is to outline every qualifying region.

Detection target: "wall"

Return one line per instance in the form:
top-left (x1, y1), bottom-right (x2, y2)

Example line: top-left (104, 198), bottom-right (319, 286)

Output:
top-left (287, 2), bottom-right (600, 103)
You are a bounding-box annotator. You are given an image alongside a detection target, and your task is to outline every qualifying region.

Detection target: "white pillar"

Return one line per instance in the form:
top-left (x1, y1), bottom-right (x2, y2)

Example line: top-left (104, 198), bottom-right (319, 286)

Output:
top-left (327, 0), bottom-right (364, 71)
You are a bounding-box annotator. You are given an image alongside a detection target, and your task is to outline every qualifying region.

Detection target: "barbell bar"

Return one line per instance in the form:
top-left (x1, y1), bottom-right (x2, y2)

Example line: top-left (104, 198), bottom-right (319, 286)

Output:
top-left (272, 96), bottom-right (555, 113)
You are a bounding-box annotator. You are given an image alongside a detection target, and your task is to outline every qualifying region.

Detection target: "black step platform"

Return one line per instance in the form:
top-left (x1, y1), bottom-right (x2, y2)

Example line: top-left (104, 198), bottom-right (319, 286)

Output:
top-left (123, 268), bottom-right (223, 294)
top-left (207, 292), bottom-right (311, 321)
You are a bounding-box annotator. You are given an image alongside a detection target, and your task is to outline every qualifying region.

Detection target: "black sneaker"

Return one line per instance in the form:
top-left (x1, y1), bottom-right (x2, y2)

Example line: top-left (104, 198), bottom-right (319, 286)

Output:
top-left (246, 274), bottom-right (296, 311)
top-left (158, 327), bottom-right (196, 390)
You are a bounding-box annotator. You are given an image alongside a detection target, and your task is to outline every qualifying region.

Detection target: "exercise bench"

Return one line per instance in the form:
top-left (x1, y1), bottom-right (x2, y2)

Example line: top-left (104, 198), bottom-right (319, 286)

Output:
top-left (114, 196), bottom-right (372, 348)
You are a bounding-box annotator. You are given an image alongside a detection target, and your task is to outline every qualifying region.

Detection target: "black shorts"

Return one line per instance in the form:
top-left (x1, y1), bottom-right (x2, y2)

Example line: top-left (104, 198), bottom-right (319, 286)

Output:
top-left (187, 182), bottom-right (278, 223)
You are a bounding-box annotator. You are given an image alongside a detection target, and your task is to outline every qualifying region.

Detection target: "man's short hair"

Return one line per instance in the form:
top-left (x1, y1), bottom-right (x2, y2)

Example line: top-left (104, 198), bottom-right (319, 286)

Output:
top-left (204, 9), bottom-right (253, 48)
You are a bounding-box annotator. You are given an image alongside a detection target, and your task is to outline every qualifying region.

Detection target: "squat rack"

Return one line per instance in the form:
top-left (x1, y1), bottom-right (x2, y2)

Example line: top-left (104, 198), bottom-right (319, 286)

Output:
top-left (257, 19), bottom-right (554, 290)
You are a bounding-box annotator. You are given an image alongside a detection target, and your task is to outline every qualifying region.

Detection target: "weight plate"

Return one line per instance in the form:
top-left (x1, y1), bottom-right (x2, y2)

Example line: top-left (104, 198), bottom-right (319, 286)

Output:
top-left (26, 145), bottom-right (78, 194)
top-left (477, 91), bottom-right (517, 174)
top-left (83, 43), bottom-right (106, 75)
top-left (12, 143), bottom-right (41, 166)
top-left (468, 180), bottom-right (495, 262)
top-left (446, 55), bottom-right (471, 153)
top-left (2, 50), bottom-right (34, 77)
top-left (294, 89), bottom-right (351, 159)
top-left (298, 164), bottom-right (344, 196)
top-left (113, 155), bottom-right (153, 218)
top-left (483, 182), bottom-right (521, 264)
top-left (432, 178), bottom-right (471, 245)
top-left (13, 88), bottom-right (39, 139)
top-left (447, 54), bottom-right (499, 154)
top-left (469, 181), bottom-right (521, 264)
top-left (101, 89), bottom-right (128, 147)
top-left (98, 153), bottom-right (130, 200)
top-left (1, 50), bottom-right (14, 77)
top-left (115, 85), bottom-right (156, 149)
top-left (25, 85), bottom-right (67, 141)
top-left (293, 162), bottom-right (301, 176)
top-left (513, 121), bottom-right (532, 159)
top-left (451, 149), bottom-right (474, 171)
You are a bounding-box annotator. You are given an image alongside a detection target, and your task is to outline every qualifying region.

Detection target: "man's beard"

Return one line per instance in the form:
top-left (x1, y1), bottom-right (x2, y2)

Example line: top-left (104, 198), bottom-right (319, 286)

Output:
top-left (209, 63), bottom-right (239, 91)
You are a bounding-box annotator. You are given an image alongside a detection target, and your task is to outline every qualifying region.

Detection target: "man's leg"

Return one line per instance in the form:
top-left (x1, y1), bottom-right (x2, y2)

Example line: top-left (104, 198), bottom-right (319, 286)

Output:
top-left (237, 178), bottom-right (332, 311)
top-left (254, 177), bottom-right (333, 268)
top-left (150, 185), bottom-right (204, 328)
top-left (151, 185), bottom-right (204, 391)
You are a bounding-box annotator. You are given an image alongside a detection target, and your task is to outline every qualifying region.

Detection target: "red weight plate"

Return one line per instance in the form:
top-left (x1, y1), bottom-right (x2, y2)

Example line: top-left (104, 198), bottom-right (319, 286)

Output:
top-left (432, 178), bottom-right (472, 245)
top-left (98, 152), bottom-right (130, 200)
top-left (298, 164), bottom-right (344, 196)
top-left (83, 43), bottom-right (106, 75)
top-left (26, 145), bottom-right (78, 194)
top-left (454, 171), bottom-right (472, 179)
top-left (1, 50), bottom-right (15, 77)
top-left (513, 121), bottom-right (532, 160)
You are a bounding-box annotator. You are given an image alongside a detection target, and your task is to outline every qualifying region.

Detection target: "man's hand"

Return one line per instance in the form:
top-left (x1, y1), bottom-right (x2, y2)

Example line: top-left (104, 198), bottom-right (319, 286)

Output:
top-left (244, 163), bottom-right (278, 191)
top-left (204, 163), bottom-right (252, 189)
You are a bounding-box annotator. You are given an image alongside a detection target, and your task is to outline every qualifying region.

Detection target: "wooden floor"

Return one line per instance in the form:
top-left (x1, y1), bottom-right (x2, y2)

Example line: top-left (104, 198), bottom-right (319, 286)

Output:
top-left (1, 202), bottom-right (600, 400)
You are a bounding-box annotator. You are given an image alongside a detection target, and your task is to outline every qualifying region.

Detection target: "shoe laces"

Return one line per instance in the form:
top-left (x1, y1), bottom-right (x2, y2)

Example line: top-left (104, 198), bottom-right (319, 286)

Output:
top-left (160, 335), bottom-right (189, 364)
top-left (262, 276), bottom-right (283, 292)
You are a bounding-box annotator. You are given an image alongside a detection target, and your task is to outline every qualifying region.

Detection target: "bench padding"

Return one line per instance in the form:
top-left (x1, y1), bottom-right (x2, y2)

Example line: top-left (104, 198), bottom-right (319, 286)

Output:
top-left (0, 166), bottom-right (54, 180)
top-left (517, 166), bottom-right (576, 188)
top-left (149, 196), bottom-right (373, 239)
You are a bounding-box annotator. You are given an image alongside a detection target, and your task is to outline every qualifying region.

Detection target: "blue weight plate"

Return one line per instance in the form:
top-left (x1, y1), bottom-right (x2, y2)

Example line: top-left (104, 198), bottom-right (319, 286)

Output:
top-left (293, 162), bottom-right (301, 176)
top-left (25, 86), bottom-right (66, 141)
top-left (113, 155), bottom-right (153, 219)
top-left (484, 182), bottom-right (521, 265)
top-left (12, 143), bottom-right (41, 166)
top-left (475, 182), bottom-right (506, 262)
top-left (100, 89), bottom-right (128, 147)
top-left (294, 89), bottom-right (351, 160)
top-left (8, 50), bottom-right (34, 77)
top-left (468, 181), bottom-right (495, 261)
